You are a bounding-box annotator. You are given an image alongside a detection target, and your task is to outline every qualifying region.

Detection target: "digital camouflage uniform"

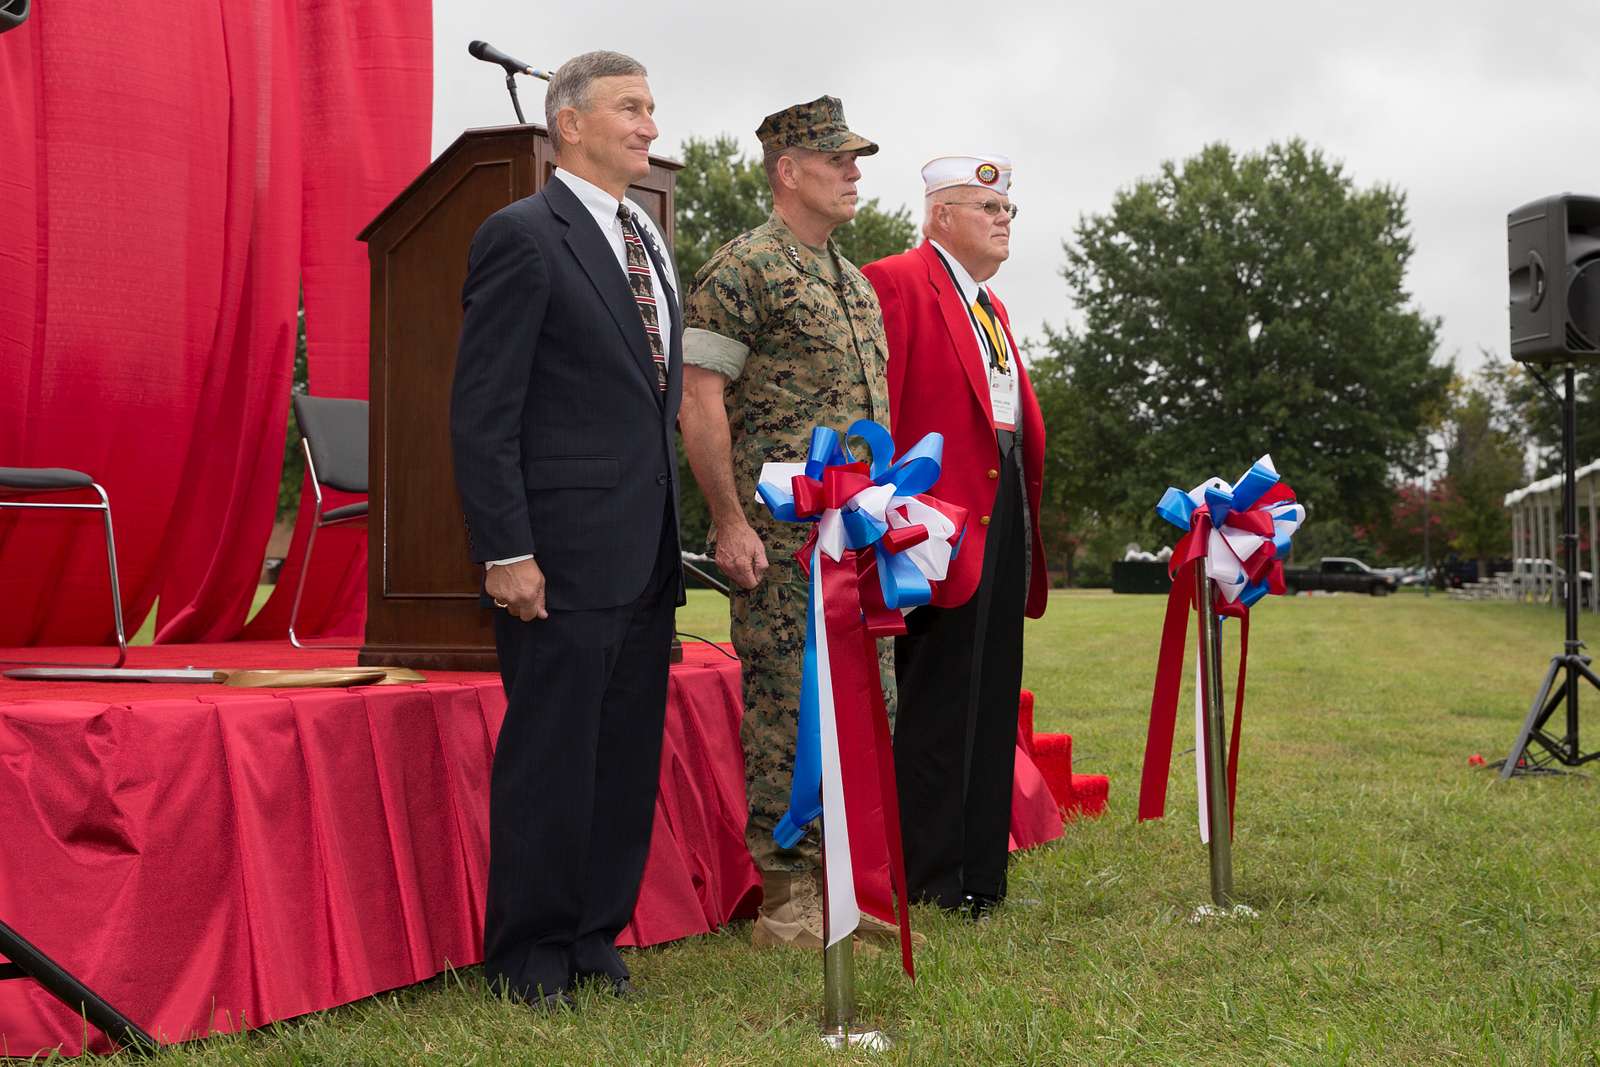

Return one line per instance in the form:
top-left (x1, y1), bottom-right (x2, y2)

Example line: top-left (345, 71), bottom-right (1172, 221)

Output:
top-left (683, 97), bottom-right (896, 876)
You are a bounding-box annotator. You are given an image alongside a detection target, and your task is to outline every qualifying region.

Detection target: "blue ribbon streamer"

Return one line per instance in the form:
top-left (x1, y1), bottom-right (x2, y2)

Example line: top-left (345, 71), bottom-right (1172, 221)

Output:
top-left (763, 421), bottom-right (947, 846)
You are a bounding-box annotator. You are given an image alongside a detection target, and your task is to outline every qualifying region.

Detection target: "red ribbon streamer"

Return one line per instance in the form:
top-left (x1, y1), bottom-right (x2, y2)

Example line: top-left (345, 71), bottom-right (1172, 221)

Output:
top-left (819, 552), bottom-right (916, 977)
top-left (1136, 556), bottom-right (1252, 836)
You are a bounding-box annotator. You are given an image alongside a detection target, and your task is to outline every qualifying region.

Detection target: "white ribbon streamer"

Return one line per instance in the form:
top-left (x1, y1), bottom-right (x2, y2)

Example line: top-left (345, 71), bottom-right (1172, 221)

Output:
top-left (810, 539), bottom-right (861, 946)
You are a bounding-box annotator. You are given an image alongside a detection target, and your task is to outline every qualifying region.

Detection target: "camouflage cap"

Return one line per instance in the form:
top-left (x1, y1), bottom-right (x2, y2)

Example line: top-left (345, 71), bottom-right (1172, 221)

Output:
top-left (756, 95), bottom-right (879, 156)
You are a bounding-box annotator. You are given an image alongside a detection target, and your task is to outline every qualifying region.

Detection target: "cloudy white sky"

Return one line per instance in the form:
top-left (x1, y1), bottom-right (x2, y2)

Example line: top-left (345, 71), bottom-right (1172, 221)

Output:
top-left (432, 1), bottom-right (1599, 373)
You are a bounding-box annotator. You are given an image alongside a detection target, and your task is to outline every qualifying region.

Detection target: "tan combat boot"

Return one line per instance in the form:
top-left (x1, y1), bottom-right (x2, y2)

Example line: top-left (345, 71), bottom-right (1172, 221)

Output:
top-left (751, 870), bottom-right (924, 950)
top-left (751, 869), bottom-right (825, 949)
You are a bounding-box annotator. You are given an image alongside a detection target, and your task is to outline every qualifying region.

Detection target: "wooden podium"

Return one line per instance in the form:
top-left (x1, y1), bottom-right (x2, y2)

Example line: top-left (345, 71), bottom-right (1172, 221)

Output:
top-left (356, 125), bottom-right (681, 670)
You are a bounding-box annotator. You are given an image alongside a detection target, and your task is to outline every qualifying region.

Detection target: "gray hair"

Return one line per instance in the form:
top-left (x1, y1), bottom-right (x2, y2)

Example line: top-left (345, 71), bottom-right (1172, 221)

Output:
top-left (544, 50), bottom-right (648, 154)
top-left (922, 188), bottom-right (962, 237)
top-left (762, 143), bottom-right (797, 188)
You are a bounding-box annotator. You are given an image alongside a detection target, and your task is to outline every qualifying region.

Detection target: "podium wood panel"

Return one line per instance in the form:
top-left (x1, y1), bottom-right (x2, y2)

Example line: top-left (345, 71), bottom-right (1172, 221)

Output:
top-left (358, 125), bottom-right (679, 670)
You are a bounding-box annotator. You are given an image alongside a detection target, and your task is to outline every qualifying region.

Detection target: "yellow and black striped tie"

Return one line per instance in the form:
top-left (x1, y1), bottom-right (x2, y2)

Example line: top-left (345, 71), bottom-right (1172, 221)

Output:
top-left (972, 289), bottom-right (1008, 373)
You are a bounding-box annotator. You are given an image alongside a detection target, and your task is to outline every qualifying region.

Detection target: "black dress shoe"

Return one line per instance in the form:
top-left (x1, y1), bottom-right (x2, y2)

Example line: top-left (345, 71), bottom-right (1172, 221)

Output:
top-left (574, 971), bottom-right (632, 998)
top-left (534, 990), bottom-right (576, 1013)
top-left (962, 893), bottom-right (1001, 921)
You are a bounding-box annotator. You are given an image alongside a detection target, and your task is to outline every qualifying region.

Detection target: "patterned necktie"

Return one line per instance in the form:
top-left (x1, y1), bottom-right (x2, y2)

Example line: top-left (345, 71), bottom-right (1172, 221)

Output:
top-left (972, 289), bottom-right (1009, 373)
top-left (617, 204), bottom-right (666, 393)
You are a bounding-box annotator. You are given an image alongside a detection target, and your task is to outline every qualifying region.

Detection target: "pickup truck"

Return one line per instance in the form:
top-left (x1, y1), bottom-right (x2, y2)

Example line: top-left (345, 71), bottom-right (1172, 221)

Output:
top-left (1283, 557), bottom-right (1398, 596)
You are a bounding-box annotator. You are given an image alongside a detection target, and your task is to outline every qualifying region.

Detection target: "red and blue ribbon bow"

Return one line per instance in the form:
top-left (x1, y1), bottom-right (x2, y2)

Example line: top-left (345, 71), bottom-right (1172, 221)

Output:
top-left (1138, 455), bottom-right (1304, 839)
top-left (755, 420), bottom-right (968, 977)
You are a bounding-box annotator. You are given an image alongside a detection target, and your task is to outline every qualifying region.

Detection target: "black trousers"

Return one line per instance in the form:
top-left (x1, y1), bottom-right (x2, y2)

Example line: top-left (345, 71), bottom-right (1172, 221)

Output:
top-left (483, 513), bottom-right (678, 1000)
top-left (893, 434), bottom-right (1027, 908)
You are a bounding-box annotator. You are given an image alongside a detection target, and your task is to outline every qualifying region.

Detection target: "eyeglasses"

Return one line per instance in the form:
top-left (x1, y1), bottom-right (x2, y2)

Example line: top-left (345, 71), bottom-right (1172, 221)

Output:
top-left (949, 199), bottom-right (1018, 220)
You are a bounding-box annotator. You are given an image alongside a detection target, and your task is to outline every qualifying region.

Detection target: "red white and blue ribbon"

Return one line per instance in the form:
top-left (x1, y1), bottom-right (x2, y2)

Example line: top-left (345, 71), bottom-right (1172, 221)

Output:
top-left (756, 420), bottom-right (967, 977)
top-left (1138, 455), bottom-right (1304, 840)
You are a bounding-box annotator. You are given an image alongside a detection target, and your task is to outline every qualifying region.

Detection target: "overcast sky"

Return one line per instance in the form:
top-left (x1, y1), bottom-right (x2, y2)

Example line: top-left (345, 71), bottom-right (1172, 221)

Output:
top-left (432, 1), bottom-right (1600, 374)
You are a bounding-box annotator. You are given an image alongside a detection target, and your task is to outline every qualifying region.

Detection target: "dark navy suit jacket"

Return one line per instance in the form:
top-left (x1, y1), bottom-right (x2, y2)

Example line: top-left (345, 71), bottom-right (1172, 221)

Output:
top-left (450, 176), bottom-right (684, 611)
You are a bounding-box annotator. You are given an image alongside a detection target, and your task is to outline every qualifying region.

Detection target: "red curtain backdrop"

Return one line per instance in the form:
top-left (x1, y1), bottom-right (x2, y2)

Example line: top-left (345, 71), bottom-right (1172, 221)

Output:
top-left (239, 0), bottom-right (434, 643)
top-left (0, 1), bottom-right (432, 648)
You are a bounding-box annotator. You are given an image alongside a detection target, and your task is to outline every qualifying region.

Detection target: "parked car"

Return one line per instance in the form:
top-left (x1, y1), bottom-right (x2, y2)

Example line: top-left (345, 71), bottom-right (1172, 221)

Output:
top-left (1283, 557), bottom-right (1399, 596)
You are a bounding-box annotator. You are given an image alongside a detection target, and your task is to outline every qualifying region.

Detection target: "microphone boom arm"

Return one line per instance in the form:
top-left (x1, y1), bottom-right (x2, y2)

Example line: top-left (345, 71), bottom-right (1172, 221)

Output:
top-left (505, 70), bottom-right (526, 124)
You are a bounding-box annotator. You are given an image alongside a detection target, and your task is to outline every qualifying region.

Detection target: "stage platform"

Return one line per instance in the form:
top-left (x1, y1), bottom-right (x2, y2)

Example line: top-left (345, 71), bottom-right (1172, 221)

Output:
top-left (0, 639), bottom-right (1083, 1057)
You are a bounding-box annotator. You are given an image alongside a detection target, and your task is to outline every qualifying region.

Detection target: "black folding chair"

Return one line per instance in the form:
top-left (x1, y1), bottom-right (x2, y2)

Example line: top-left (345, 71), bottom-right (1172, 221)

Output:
top-left (288, 396), bottom-right (369, 649)
top-left (0, 919), bottom-right (155, 1053)
top-left (0, 467), bottom-right (127, 668)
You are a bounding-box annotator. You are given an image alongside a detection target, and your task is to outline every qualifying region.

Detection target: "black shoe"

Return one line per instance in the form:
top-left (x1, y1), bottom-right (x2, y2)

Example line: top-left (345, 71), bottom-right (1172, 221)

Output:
top-left (575, 971), bottom-right (632, 998)
top-left (962, 893), bottom-right (1001, 922)
top-left (533, 990), bottom-right (576, 1013)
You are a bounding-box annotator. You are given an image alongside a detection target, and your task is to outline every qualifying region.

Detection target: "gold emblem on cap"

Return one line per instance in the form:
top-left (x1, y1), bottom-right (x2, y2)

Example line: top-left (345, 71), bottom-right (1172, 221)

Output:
top-left (976, 163), bottom-right (999, 185)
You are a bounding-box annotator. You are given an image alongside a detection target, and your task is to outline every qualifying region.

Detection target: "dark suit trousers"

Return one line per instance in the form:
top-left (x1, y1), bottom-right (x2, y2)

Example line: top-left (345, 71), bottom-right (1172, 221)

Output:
top-left (893, 433), bottom-right (1027, 908)
top-left (483, 509), bottom-right (678, 1000)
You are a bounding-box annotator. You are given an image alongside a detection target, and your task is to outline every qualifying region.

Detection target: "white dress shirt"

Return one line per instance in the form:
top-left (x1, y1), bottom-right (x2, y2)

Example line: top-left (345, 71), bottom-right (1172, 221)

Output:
top-left (487, 169), bottom-right (678, 571)
top-left (928, 240), bottom-right (1011, 367)
top-left (551, 167), bottom-right (676, 343)
top-left (929, 240), bottom-right (1017, 429)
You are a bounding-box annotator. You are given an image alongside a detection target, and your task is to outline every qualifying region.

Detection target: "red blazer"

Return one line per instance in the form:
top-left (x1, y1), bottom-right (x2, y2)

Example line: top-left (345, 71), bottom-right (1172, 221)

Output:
top-left (862, 241), bottom-right (1048, 617)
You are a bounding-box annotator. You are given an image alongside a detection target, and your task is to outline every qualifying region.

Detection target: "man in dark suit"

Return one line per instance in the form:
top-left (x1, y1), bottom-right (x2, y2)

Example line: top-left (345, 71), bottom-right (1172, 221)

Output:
top-left (861, 155), bottom-right (1048, 921)
top-left (449, 49), bottom-right (683, 1009)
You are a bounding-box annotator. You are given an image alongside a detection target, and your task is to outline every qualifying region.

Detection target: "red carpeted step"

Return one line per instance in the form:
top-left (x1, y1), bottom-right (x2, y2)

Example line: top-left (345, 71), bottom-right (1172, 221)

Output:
top-left (1019, 688), bottom-right (1108, 820)
top-left (1067, 772), bottom-right (1110, 818)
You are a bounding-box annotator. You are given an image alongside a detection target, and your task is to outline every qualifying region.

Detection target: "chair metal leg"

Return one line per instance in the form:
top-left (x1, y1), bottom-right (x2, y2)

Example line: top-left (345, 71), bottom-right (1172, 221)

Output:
top-left (287, 512), bottom-right (322, 650)
top-left (288, 440), bottom-right (363, 650)
top-left (0, 485), bottom-right (127, 668)
top-left (97, 484), bottom-right (127, 668)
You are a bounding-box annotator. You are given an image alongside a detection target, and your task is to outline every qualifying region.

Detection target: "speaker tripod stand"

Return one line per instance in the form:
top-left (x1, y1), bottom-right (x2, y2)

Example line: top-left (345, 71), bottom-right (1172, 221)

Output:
top-left (1498, 365), bottom-right (1600, 778)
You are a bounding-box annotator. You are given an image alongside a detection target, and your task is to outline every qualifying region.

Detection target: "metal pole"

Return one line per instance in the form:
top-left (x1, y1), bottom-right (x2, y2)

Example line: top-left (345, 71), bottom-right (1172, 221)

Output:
top-left (1422, 459), bottom-right (1431, 599)
top-left (1563, 367), bottom-right (1581, 749)
top-left (1194, 565), bottom-right (1234, 907)
top-left (1580, 476), bottom-right (1593, 614)
top-left (816, 833), bottom-right (888, 1051)
top-left (820, 935), bottom-right (855, 1037)
top-left (818, 830), bottom-right (857, 1049)
top-left (1513, 507), bottom-right (1524, 600)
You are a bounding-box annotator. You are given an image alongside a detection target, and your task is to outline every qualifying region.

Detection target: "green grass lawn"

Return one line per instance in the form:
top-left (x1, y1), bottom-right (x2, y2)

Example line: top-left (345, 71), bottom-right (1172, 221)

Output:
top-left (112, 591), bottom-right (1600, 1064)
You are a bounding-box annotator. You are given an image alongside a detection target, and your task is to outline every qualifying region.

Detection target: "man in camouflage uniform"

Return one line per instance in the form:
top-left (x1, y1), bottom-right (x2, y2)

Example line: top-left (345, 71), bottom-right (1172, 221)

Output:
top-left (679, 96), bottom-right (898, 949)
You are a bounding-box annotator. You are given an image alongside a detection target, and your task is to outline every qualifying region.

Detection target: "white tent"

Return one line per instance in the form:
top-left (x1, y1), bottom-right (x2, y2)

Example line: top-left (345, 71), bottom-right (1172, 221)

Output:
top-left (1502, 460), bottom-right (1600, 610)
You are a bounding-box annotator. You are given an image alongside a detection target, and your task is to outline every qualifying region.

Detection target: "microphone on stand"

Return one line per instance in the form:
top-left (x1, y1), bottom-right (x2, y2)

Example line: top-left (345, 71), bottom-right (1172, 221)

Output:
top-left (468, 40), bottom-right (552, 81)
top-left (468, 40), bottom-right (551, 125)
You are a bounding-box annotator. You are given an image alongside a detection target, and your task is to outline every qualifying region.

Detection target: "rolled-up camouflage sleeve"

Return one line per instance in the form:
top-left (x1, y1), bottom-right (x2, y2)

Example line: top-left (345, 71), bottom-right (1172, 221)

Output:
top-left (684, 253), bottom-right (761, 380)
top-left (683, 327), bottom-right (748, 380)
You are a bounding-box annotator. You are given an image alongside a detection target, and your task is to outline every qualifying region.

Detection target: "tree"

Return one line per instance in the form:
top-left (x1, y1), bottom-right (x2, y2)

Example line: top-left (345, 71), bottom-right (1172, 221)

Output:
top-left (670, 134), bottom-right (918, 553)
top-left (672, 134), bottom-right (917, 284)
top-left (1045, 139), bottom-right (1449, 535)
top-left (1365, 481), bottom-right (1453, 564)
top-left (1493, 354), bottom-right (1600, 479)
top-left (1439, 372), bottom-right (1526, 571)
top-left (672, 135), bottom-right (772, 284)
top-left (278, 294), bottom-right (309, 522)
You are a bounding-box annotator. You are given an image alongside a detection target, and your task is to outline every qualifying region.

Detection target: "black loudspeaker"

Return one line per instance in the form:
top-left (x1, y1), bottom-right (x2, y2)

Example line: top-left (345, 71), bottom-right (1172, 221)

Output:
top-left (1508, 193), bottom-right (1600, 365)
top-left (0, 0), bottom-right (28, 34)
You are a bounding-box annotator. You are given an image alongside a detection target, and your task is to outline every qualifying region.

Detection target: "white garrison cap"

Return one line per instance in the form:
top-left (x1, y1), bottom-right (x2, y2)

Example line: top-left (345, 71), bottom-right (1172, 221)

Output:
top-left (921, 154), bottom-right (1013, 196)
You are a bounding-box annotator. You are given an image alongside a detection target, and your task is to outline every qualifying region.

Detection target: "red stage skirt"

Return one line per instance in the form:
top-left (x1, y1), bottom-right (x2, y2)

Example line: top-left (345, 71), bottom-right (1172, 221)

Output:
top-left (0, 640), bottom-right (1064, 1056)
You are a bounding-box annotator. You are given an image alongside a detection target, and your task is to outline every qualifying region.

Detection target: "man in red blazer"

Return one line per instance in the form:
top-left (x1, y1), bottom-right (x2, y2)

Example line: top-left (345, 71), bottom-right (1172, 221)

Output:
top-left (861, 154), bottom-right (1048, 920)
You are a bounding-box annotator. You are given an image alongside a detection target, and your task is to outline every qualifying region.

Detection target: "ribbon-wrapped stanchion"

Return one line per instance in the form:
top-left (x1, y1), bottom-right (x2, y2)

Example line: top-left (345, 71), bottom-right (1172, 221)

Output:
top-left (1138, 455), bottom-right (1304, 843)
top-left (756, 420), bottom-right (967, 979)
